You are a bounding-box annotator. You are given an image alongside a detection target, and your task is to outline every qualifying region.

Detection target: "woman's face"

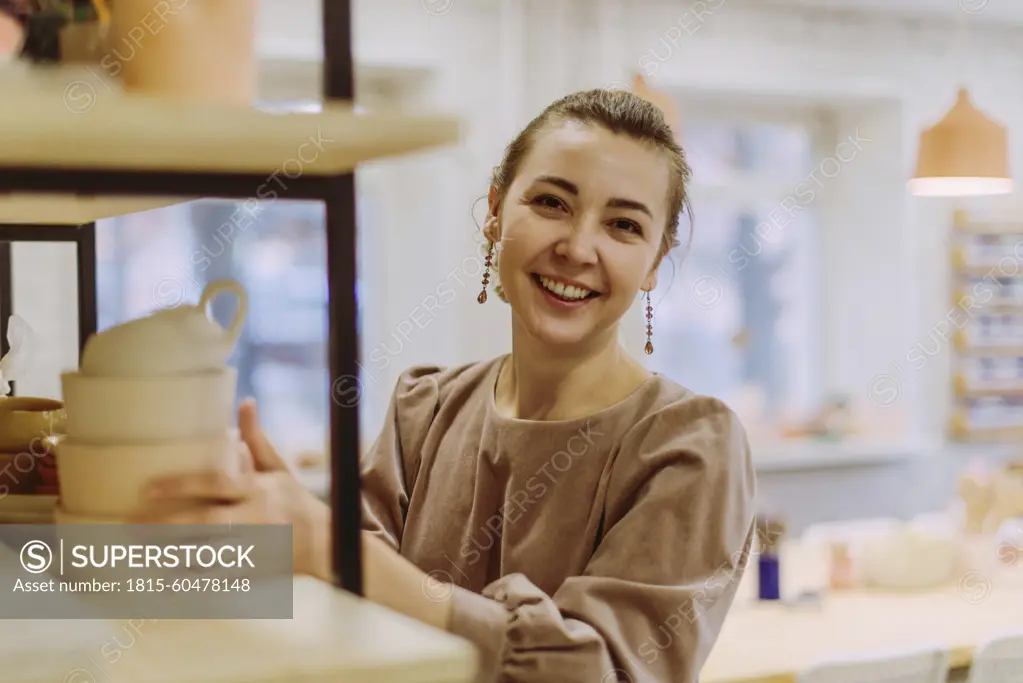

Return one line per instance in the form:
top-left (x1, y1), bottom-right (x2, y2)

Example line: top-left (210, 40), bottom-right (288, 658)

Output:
top-left (487, 120), bottom-right (671, 350)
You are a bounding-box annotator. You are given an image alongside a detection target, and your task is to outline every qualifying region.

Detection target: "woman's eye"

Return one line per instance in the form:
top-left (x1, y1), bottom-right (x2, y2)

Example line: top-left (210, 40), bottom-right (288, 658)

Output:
top-left (533, 195), bottom-right (564, 210)
top-left (612, 219), bottom-right (642, 234)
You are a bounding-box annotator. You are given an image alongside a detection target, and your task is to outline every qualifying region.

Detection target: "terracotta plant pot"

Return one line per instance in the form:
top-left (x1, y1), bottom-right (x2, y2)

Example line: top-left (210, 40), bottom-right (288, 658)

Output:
top-left (107, 0), bottom-right (257, 103)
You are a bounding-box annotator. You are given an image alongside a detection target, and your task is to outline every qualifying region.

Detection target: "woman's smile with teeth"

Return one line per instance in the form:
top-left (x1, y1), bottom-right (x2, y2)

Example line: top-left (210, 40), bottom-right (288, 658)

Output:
top-left (536, 275), bottom-right (597, 301)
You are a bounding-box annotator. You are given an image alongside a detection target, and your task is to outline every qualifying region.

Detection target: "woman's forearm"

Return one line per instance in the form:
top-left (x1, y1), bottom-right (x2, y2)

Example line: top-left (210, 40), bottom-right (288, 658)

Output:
top-left (301, 496), bottom-right (335, 583)
top-left (362, 532), bottom-right (453, 630)
top-left (301, 497), bottom-right (453, 631)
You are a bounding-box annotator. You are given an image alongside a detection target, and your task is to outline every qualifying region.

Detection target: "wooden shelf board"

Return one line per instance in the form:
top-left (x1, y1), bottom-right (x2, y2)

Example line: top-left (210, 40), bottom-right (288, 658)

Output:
top-left (0, 65), bottom-right (461, 176)
top-left (959, 347), bottom-right (1023, 357)
top-left (955, 387), bottom-right (1023, 398)
top-left (948, 426), bottom-right (1023, 443)
top-left (956, 264), bottom-right (1023, 276)
top-left (953, 222), bottom-right (1023, 235)
top-left (950, 299), bottom-right (1023, 314)
top-left (0, 194), bottom-right (186, 225)
top-left (1, 576), bottom-right (477, 683)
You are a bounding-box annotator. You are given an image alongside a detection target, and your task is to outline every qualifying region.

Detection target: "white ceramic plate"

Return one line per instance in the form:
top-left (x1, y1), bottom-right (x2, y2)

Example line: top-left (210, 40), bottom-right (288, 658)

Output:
top-left (0, 494), bottom-right (57, 522)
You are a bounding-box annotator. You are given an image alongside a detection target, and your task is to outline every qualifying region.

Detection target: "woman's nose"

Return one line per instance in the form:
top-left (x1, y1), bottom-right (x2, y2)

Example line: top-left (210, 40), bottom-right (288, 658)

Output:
top-left (555, 223), bottom-right (600, 264)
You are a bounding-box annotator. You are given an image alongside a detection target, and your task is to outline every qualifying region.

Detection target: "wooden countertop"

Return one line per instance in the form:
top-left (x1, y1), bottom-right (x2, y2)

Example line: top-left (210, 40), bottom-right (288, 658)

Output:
top-left (2, 576), bottom-right (477, 683)
top-left (700, 541), bottom-right (1023, 683)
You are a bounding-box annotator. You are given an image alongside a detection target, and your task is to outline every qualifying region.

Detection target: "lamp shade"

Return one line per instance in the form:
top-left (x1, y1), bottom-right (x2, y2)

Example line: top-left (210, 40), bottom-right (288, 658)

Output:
top-left (909, 88), bottom-right (1011, 197)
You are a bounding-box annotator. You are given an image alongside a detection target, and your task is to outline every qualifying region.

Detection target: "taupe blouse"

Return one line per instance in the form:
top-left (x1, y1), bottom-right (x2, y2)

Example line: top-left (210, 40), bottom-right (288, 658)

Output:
top-left (361, 356), bottom-right (756, 683)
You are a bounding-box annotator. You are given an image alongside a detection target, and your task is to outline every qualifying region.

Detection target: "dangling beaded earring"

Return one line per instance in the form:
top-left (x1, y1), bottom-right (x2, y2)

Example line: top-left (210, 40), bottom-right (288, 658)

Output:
top-left (478, 242), bottom-right (494, 304)
top-left (644, 290), bottom-right (654, 355)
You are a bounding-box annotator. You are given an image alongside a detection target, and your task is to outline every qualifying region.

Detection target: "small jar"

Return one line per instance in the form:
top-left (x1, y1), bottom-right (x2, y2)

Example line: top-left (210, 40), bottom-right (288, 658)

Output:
top-left (828, 541), bottom-right (856, 590)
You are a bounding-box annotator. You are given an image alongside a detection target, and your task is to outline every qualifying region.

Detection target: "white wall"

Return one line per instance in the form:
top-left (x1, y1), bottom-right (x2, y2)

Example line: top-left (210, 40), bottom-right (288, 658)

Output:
top-left (334, 0), bottom-right (1023, 446)
top-left (11, 243), bottom-right (78, 399)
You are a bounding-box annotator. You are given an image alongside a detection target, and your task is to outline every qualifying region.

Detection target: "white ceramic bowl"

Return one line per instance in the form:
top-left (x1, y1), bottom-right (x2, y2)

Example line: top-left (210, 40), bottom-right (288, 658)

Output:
top-left (52, 504), bottom-right (277, 594)
top-left (56, 430), bottom-right (241, 517)
top-left (51, 505), bottom-right (138, 586)
top-left (61, 369), bottom-right (237, 443)
top-left (53, 505), bottom-right (125, 525)
top-left (859, 527), bottom-right (959, 590)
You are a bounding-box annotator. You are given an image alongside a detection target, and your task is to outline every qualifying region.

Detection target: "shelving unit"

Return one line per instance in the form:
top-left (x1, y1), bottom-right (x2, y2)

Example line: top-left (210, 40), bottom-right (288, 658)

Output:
top-left (0, 4), bottom-right (475, 682)
top-left (0, 2), bottom-right (460, 598)
top-left (948, 209), bottom-right (1023, 442)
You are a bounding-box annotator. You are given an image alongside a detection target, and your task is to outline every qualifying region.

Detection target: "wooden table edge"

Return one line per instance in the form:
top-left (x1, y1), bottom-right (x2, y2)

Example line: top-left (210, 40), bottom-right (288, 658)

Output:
top-left (702, 643), bottom-right (977, 683)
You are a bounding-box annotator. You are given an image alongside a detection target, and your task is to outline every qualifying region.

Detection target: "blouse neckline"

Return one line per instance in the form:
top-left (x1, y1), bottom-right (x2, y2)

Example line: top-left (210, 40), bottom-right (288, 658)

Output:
top-left (484, 354), bottom-right (662, 429)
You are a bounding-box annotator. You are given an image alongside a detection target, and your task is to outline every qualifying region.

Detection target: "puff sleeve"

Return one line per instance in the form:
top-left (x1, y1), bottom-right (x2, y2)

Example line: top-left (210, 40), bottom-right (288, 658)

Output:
top-left (360, 366), bottom-right (445, 550)
top-left (446, 398), bottom-right (757, 683)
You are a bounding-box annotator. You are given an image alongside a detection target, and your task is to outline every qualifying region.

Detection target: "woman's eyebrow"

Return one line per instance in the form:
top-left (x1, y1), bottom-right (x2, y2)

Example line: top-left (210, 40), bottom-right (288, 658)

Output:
top-left (533, 175), bottom-right (652, 218)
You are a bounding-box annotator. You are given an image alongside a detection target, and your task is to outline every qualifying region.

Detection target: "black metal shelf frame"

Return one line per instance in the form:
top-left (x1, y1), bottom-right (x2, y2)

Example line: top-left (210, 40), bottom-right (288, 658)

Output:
top-left (0, 0), bottom-right (363, 595)
top-left (0, 223), bottom-right (97, 363)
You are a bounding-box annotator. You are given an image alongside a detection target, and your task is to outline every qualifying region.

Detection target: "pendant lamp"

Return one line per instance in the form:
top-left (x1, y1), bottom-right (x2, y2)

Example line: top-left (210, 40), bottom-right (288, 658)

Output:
top-left (909, 88), bottom-right (1011, 197)
top-left (632, 73), bottom-right (681, 138)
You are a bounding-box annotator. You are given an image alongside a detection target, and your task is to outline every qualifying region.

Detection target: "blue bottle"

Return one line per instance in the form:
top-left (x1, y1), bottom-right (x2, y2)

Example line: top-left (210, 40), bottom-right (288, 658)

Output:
top-left (757, 552), bottom-right (781, 600)
top-left (755, 514), bottom-right (786, 601)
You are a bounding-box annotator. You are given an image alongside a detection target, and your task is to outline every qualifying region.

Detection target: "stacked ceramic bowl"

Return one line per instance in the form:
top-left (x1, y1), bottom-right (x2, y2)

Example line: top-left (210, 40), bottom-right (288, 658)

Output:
top-left (54, 281), bottom-right (248, 523)
top-left (0, 397), bottom-right (65, 497)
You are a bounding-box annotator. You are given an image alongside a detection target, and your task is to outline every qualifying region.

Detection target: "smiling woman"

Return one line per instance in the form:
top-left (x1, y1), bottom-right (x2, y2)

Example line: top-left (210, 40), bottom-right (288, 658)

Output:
top-left (482, 115), bottom-right (681, 356)
top-left (136, 89), bottom-right (757, 683)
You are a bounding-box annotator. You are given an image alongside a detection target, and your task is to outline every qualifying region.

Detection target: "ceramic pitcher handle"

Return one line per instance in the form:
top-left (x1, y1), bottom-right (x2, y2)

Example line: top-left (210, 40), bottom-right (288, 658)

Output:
top-left (200, 280), bottom-right (249, 342)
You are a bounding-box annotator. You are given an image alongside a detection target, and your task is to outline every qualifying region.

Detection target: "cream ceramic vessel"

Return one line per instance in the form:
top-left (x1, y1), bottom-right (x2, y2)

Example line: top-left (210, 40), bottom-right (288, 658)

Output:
top-left (61, 368), bottom-right (237, 442)
top-left (53, 506), bottom-right (125, 525)
top-left (858, 526), bottom-right (959, 590)
top-left (56, 431), bottom-right (240, 517)
top-left (80, 280), bottom-right (247, 377)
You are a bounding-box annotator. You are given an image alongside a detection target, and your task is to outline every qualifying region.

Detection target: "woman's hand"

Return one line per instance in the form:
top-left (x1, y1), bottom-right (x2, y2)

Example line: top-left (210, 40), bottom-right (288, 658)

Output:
top-left (135, 399), bottom-right (454, 631)
top-left (131, 399), bottom-right (332, 583)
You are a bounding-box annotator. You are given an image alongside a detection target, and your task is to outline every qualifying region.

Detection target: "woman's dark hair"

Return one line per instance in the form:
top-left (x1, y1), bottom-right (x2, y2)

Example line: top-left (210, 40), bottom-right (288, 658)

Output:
top-left (490, 88), bottom-right (692, 257)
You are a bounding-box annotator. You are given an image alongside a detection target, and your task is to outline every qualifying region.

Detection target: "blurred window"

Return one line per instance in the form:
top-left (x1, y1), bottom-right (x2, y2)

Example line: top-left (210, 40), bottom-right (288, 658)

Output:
top-left (648, 114), bottom-right (823, 428)
top-left (96, 103), bottom-right (380, 462)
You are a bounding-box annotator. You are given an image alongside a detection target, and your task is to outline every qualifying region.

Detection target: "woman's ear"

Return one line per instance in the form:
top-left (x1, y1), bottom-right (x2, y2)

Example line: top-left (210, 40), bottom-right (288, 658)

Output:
top-left (483, 216), bottom-right (501, 244)
top-left (484, 185), bottom-right (501, 243)
top-left (487, 185), bottom-right (498, 213)
top-left (642, 256), bottom-right (662, 292)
